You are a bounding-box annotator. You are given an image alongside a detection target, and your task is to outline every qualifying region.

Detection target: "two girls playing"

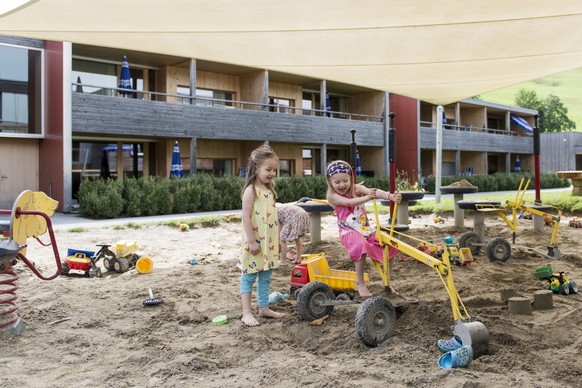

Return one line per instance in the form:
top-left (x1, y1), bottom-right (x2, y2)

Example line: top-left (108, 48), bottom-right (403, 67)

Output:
top-left (238, 147), bottom-right (401, 327)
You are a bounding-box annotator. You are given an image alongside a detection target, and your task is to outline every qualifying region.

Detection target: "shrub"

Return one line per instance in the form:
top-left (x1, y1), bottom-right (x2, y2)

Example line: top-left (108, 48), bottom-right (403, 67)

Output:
top-left (78, 178), bottom-right (123, 218)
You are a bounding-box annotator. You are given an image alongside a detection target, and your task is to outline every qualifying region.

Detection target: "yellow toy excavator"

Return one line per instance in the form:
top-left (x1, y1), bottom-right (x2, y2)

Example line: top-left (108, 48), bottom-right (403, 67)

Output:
top-left (370, 200), bottom-right (489, 357)
top-left (292, 199), bottom-right (489, 357)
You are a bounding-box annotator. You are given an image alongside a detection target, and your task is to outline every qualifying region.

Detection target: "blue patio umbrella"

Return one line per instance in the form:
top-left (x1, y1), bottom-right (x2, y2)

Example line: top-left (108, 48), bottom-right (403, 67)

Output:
top-left (170, 141), bottom-right (184, 178)
top-left (325, 91), bottom-right (332, 117)
top-left (119, 56), bottom-right (132, 96)
top-left (356, 150), bottom-right (363, 176)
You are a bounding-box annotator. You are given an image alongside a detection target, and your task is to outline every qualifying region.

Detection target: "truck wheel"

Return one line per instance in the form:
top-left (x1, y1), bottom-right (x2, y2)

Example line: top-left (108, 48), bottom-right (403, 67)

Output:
top-left (569, 281), bottom-right (579, 294)
top-left (355, 296), bottom-right (396, 347)
top-left (114, 258), bottom-right (130, 273)
top-left (61, 262), bottom-right (70, 276)
top-left (290, 287), bottom-right (299, 300)
top-left (459, 232), bottom-right (482, 256)
top-left (559, 283), bottom-right (570, 295)
top-left (102, 250), bottom-right (116, 271)
top-left (296, 281), bottom-right (335, 321)
top-left (486, 237), bottom-right (511, 262)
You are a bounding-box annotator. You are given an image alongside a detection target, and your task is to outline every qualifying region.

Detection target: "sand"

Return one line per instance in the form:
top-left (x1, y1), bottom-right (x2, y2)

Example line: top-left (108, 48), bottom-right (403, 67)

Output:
top-left (1, 211), bottom-right (582, 387)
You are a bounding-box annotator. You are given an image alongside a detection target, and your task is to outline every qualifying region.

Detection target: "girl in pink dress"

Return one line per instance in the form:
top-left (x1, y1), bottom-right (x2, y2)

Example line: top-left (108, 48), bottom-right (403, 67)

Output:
top-left (325, 160), bottom-right (401, 297)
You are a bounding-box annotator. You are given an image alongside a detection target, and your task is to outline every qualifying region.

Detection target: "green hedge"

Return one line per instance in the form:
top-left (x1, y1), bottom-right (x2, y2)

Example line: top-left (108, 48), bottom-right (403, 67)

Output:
top-left (77, 172), bottom-right (570, 219)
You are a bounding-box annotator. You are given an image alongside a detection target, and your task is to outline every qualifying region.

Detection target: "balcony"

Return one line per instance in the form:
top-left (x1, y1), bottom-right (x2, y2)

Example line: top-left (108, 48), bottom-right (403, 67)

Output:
top-left (419, 121), bottom-right (533, 153)
top-left (71, 85), bottom-right (385, 147)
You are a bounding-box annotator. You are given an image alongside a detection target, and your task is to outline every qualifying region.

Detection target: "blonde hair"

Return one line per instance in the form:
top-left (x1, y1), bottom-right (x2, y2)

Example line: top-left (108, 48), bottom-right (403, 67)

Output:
top-left (241, 144), bottom-right (279, 201)
top-left (325, 160), bottom-right (355, 205)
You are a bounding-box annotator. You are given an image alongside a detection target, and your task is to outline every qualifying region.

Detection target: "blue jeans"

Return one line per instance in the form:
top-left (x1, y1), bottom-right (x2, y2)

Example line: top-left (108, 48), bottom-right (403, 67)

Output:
top-left (240, 270), bottom-right (273, 308)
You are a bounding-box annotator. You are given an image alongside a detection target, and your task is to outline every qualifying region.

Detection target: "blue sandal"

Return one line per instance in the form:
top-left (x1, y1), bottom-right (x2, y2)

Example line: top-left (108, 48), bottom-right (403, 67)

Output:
top-left (437, 336), bottom-right (463, 352)
top-left (438, 345), bottom-right (473, 369)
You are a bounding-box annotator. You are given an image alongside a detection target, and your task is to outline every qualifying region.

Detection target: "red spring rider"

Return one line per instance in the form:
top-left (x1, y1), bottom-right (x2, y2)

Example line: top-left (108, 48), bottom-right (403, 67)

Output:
top-left (0, 191), bottom-right (62, 334)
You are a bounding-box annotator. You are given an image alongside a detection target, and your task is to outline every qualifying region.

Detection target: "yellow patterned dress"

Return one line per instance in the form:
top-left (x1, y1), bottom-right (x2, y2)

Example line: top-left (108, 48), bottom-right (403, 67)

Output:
top-left (238, 187), bottom-right (279, 274)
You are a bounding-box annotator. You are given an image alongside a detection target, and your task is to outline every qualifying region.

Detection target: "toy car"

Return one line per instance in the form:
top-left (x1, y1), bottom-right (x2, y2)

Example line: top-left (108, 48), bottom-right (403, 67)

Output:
top-left (61, 248), bottom-right (101, 277)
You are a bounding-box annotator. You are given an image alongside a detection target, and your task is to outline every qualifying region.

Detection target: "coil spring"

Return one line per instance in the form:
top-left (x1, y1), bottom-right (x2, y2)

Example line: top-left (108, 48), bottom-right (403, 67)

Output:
top-left (0, 268), bottom-right (19, 330)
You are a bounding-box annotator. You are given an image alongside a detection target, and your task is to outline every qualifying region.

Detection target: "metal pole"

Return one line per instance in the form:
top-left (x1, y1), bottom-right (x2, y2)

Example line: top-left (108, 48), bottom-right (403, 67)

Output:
top-left (350, 129), bottom-right (358, 193)
top-left (533, 114), bottom-right (541, 203)
top-left (435, 106), bottom-right (444, 203)
top-left (388, 113), bottom-right (396, 216)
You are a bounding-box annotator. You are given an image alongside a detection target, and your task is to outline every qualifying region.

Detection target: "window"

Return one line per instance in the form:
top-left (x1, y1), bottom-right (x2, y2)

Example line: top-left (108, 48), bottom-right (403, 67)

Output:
top-left (279, 159), bottom-right (294, 176)
top-left (72, 59), bottom-right (117, 96)
top-left (178, 87), bottom-right (233, 107)
top-left (269, 97), bottom-right (294, 113)
top-left (196, 158), bottom-right (234, 176)
top-left (0, 44), bottom-right (42, 134)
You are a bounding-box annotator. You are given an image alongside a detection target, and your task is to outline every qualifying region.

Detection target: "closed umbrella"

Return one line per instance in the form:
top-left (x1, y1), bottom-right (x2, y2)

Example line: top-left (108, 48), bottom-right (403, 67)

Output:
top-left (119, 55), bottom-right (132, 96)
top-left (100, 150), bottom-right (111, 179)
top-left (325, 91), bottom-right (332, 117)
top-left (170, 141), bottom-right (184, 178)
top-left (75, 75), bottom-right (84, 93)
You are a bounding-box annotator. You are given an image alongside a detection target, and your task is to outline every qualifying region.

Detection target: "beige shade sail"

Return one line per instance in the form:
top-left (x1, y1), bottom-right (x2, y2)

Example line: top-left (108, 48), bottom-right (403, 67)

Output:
top-left (2, 0), bottom-right (582, 104)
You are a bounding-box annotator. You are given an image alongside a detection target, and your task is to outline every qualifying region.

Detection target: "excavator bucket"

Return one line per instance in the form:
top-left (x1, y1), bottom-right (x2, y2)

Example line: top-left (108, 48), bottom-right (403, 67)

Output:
top-left (547, 245), bottom-right (561, 259)
top-left (453, 320), bottom-right (489, 358)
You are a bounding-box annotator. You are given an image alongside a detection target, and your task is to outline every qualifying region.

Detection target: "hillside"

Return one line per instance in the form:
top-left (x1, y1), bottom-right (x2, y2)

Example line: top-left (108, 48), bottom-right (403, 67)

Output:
top-left (480, 67), bottom-right (582, 131)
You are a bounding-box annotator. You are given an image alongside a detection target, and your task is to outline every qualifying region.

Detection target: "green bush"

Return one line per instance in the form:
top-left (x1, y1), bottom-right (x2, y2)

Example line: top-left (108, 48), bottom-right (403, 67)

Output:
top-left (78, 171), bottom-right (572, 219)
top-left (123, 178), bottom-right (144, 216)
top-left (78, 178), bottom-right (123, 218)
top-left (170, 178), bottom-right (202, 214)
top-left (191, 174), bottom-right (220, 211)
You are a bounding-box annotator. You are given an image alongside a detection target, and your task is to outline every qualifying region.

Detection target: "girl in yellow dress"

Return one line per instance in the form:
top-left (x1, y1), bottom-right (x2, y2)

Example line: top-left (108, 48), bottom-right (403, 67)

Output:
top-left (238, 145), bottom-right (285, 326)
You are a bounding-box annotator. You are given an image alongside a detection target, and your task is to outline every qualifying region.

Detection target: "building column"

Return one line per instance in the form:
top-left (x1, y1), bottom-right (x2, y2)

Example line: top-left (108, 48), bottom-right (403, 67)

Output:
top-left (320, 144), bottom-right (327, 176)
top-left (189, 59), bottom-right (196, 104)
top-left (320, 80), bottom-right (327, 114)
top-left (189, 137), bottom-right (197, 175)
top-left (506, 153), bottom-right (511, 173)
top-left (455, 150), bottom-right (461, 175)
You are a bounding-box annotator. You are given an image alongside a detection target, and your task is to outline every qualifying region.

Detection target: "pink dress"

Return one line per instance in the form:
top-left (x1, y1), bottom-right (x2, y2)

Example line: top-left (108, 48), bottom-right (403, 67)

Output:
top-left (334, 194), bottom-right (398, 263)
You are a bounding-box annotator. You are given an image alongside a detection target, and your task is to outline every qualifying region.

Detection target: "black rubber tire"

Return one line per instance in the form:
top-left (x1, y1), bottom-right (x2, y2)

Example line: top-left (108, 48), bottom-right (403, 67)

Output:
top-left (355, 296), bottom-right (396, 347)
top-left (290, 287), bottom-right (298, 300)
top-left (486, 237), bottom-right (512, 262)
top-left (335, 293), bottom-right (352, 301)
top-left (61, 262), bottom-right (70, 276)
top-left (296, 281), bottom-right (335, 321)
top-left (569, 281), bottom-right (579, 294)
top-left (101, 250), bottom-right (116, 271)
top-left (459, 232), bottom-right (482, 256)
top-left (114, 258), bottom-right (130, 273)
top-left (559, 283), bottom-right (570, 295)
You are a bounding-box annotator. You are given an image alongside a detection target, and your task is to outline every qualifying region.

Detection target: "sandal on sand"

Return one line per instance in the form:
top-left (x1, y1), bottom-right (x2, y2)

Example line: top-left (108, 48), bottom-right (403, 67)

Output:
top-left (438, 345), bottom-right (473, 369)
top-left (437, 336), bottom-right (463, 352)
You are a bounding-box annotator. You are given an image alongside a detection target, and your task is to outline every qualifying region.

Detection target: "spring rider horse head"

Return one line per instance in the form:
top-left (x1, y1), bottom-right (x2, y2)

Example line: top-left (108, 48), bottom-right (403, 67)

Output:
top-left (0, 191), bottom-right (61, 334)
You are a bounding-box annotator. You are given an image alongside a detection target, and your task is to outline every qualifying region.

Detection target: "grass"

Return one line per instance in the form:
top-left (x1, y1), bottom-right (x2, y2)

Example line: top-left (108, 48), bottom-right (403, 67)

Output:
top-left (480, 67), bottom-right (582, 131)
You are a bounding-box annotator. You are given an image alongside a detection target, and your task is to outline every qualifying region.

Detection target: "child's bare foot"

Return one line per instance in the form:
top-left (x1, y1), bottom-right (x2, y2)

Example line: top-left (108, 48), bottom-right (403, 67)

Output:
top-left (356, 283), bottom-right (372, 298)
top-left (241, 313), bottom-right (260, 327)
top-left (259, 307), bottom-right (285, 319)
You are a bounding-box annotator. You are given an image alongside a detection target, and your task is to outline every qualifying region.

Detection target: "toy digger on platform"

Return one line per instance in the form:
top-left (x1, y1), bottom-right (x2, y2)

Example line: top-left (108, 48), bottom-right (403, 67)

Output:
top-left (534, 266), bottom-right (579, 295)
top-left (466, 178), bottom-right (563, 261)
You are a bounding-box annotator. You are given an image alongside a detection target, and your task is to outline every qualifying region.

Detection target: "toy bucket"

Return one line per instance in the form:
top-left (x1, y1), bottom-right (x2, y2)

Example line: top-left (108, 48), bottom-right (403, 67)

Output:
top-left (136, 257), bottom-right (153, 274)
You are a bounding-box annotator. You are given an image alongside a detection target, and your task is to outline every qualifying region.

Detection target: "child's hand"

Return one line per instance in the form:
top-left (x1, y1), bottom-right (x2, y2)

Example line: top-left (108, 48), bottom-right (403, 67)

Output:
top-left (248, 239), bottom-right (260, 255)
top-left (391, 192), bottom-right (402, 203)
top-left (368, 188), bottom-right (377, 199)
